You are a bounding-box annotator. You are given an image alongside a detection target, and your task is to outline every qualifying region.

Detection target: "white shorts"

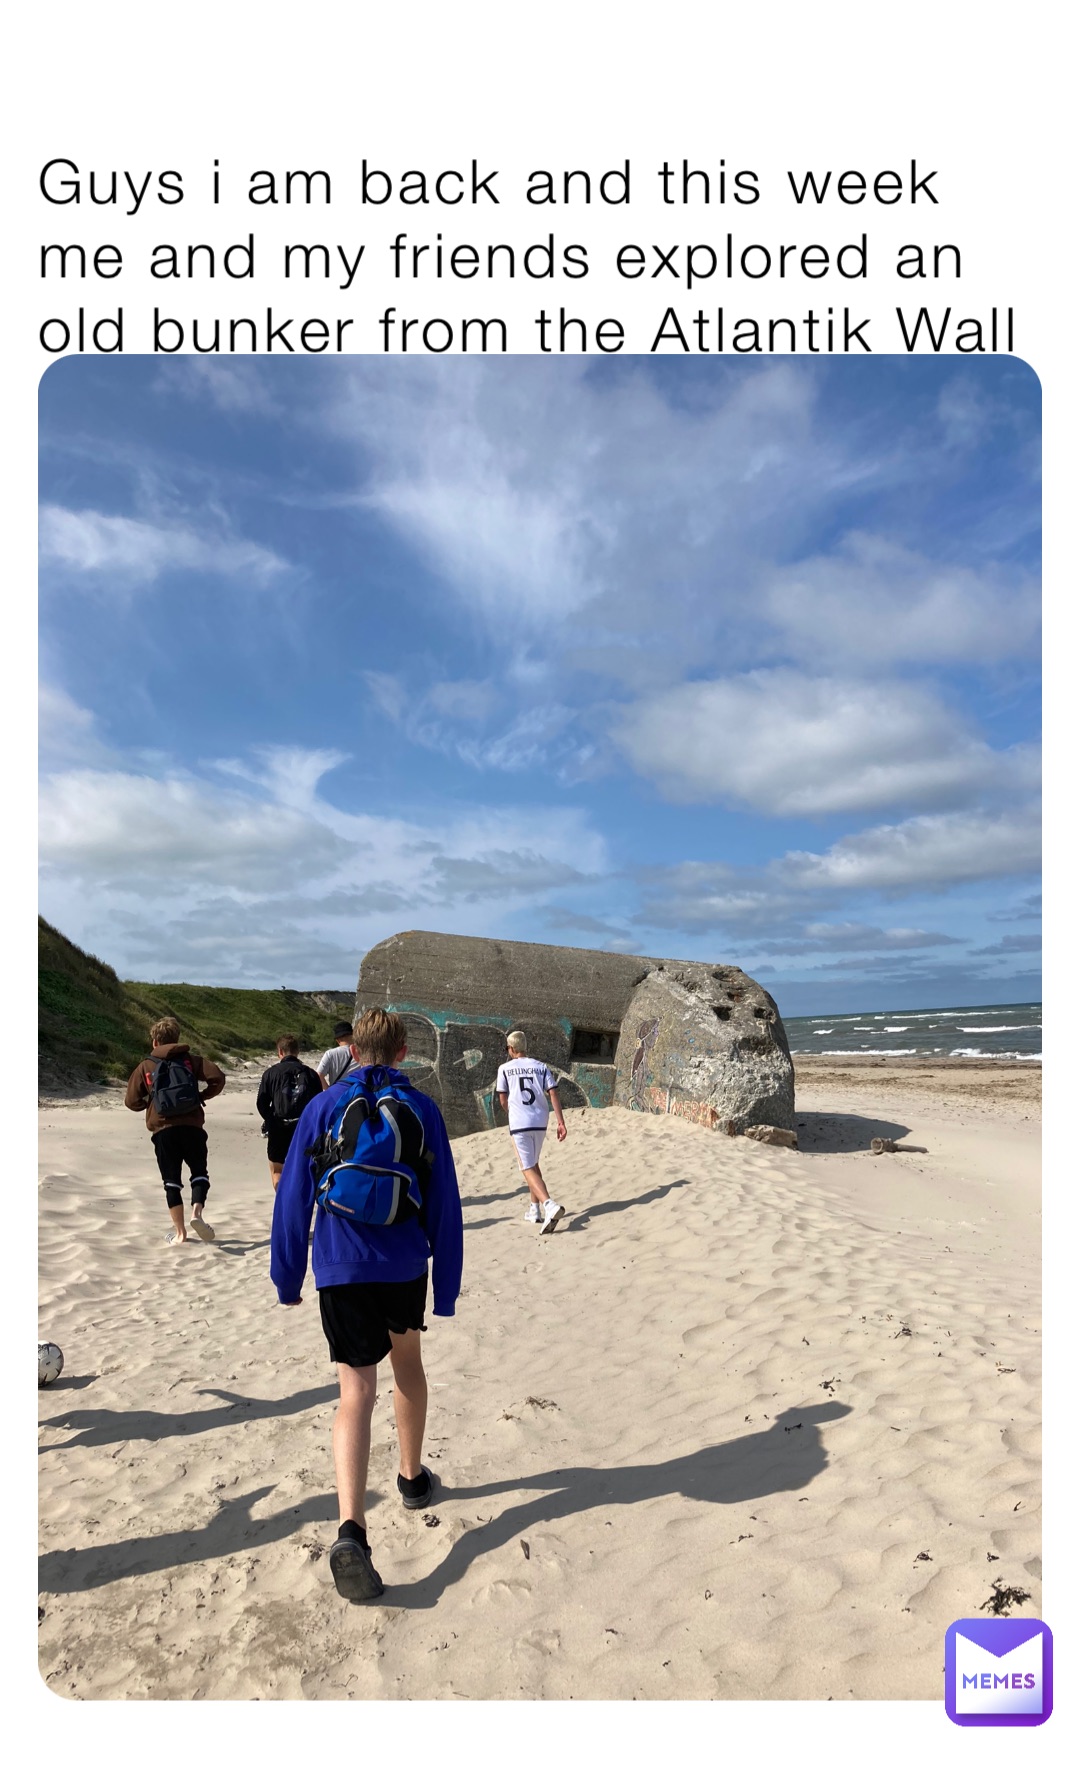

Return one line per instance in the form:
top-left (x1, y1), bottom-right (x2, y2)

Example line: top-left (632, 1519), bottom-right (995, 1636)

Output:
top-left (511, 1128), bottom-right (547, 1171)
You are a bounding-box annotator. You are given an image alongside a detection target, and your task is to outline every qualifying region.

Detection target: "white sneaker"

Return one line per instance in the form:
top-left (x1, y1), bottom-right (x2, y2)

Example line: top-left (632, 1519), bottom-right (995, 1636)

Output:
top-left (539, 1201), bottom-right (565, 1235)
top-left (524, 1202), bottom-right (542, 1223)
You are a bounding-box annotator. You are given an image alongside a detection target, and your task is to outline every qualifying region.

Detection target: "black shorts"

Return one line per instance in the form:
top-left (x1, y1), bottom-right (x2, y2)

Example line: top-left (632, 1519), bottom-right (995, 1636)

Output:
top-left (265, 1121), bottom-right (298, 1164)
top-left (319, 1273), bottom-right (428, 1368)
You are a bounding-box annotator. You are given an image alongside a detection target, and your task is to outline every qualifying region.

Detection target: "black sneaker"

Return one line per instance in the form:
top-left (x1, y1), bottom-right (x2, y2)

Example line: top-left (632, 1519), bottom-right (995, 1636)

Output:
top-left (328, 1532), bottom-right (384, 1602)
top-left (397, 1465), bottom-right (436, 1510)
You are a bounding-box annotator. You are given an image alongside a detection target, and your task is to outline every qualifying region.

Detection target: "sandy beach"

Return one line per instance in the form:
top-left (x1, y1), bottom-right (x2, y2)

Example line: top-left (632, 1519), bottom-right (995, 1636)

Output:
top-left (38, 1057), bottom-right (1041, 1701)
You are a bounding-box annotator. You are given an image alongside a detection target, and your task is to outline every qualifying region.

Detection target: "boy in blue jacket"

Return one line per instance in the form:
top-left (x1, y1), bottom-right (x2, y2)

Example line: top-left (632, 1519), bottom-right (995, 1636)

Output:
top-left (271, 1008), bottom-right (463, 1602)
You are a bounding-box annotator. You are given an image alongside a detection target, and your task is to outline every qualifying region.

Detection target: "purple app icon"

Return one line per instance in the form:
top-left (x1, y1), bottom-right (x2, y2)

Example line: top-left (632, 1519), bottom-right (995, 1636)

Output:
top-left (945, 1618), bottom-right (1052, 1726)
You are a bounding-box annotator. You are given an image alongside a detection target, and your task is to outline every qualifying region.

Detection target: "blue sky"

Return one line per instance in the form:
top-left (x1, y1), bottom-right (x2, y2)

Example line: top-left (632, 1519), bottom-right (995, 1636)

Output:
top-left (38, 355), bottom-right (1041, 1014)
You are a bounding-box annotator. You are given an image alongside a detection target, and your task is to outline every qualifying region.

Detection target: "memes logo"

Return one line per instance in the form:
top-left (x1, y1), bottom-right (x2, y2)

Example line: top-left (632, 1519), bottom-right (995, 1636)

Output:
top-left (944, 1618), bottom-right (1052, 1726)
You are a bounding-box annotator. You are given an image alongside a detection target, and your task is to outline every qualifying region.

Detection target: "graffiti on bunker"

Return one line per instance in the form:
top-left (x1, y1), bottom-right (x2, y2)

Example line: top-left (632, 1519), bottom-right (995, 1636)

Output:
top-left (393, 1004), bottom-right (603, 1137)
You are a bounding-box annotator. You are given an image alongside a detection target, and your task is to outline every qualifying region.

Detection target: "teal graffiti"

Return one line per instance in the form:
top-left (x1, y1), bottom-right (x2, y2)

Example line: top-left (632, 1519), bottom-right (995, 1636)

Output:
top-left (393, 1001), bottom-right (516, 1033)
top-left (569, 1062), bottom-right (616, 1109)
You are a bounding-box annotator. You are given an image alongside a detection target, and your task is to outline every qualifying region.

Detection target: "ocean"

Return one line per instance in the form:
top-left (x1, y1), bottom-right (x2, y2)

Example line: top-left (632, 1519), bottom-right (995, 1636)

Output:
top-left (782, 1001), bottom-right (1041, 1062)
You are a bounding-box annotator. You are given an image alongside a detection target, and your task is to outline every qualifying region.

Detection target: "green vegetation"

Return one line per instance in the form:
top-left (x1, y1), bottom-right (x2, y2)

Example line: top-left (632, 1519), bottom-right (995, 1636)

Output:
top-left (38, 918), bottom-right (352, 1089)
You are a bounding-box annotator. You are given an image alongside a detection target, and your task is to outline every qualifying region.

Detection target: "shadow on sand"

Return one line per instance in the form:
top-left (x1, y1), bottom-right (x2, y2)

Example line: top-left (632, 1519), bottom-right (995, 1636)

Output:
top-left (389, 1400), bottom-right (852, 1609)
top-left (563, 1177), bottom-right (692, 1231)
top-left (39, 1382), bottom-right (338, 1452)
top-left (38, 1402), bottom-right (851, 1600)
top-left (198, 1236), bottom-right (272, 1258)
top-left (467, 1178), bottom-right (694, 1235)
top-left (795, 1112), bottom-right (911, 1155)
top-left (38, 1484), bottom-right (340, 1594)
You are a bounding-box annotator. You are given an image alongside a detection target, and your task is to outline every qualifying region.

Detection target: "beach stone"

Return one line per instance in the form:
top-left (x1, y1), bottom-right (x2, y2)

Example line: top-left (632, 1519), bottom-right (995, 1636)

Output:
top-left (357, 931), bottom-right (794, 1139)
top-left (612, 964), bottom-right (795, 1136)
top-left (744, 1124), bottom-right (799, 1149)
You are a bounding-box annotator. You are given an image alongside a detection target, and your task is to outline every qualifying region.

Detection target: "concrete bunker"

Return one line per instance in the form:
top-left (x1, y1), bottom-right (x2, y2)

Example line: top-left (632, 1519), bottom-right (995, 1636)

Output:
top-left (357, 930), bottom-right (794, 1139)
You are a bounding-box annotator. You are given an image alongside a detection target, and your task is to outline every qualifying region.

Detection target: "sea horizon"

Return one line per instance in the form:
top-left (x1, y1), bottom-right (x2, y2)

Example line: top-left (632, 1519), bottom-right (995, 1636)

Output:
top-left (782, 999), bottom-right (1041, 1061)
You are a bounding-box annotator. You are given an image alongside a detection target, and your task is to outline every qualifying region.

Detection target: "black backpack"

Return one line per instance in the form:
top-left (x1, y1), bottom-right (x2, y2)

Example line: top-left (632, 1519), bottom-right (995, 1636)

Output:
top-left (148, 1052), bottom-right (202, 1118)
top-left (271, 1063), bottom-right (321, 1126)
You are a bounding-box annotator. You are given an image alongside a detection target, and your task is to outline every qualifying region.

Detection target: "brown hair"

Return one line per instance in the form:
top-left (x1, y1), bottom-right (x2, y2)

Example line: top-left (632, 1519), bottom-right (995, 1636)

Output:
top-left (351, 1007), bottom-right (407, 1066)
top-left (277, 1034), bottom-right (300, 1056)
top-left (150, 1016), bottom-right (181, 1046)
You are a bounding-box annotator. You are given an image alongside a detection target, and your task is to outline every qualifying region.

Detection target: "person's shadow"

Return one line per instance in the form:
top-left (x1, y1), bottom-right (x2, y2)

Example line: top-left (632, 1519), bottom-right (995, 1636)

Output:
top-left (36, 1402), bottom-right (851, 1601)
top-left (564, 1177), bottom-right (692, 1231)
top-left (38, 1484), bottom-right (339, 1594)
top-left (391, 1401), bottom-right (851, 1609)
top-left (466, 1178), bottom-right (693, 1234)
top-left (38, 1383), bottom-right (339, 1452)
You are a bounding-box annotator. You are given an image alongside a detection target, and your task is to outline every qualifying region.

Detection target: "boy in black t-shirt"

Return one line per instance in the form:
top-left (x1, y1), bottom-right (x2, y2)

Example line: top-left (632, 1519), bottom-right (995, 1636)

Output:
top-left (256, 1035), bottom-right (323, 1189)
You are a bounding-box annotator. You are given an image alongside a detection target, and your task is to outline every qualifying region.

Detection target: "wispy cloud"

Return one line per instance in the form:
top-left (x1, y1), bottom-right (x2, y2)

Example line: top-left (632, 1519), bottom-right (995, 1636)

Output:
top-left (157, 360), bottom-right (284, 417)
top-left (39, 681), bottom-right (115, 770)
top-left (39, 505), bottom-right (288, 588)
top-left (987, 892), bottom-right (1041, 923)
top-left (748, 923), bottom-right (963, 957)
top-left (970, 933), bottom-right (1042, 955)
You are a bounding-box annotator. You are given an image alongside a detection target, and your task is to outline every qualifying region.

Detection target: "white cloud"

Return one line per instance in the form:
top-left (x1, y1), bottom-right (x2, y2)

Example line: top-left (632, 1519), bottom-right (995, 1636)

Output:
top-left (358, 667), bottom-right (593, 779)
top-left (936, 376), bottom-right (995, 450)
top-left (430, 850), bottom-right (587, 900)
top-left (632, 804), bottom-right (1041, 941)
top-left (38, 768), bottom-right (352, 890)
top-left (425, 679), bottom-right (499, 723)
top-left (777, 805), bottom-right (1041, 892)
top-left (215, 746), bottom-right (348, 813)
top-left (322, 359), bottom-right (856, 642)
top-left (39, 505), bottom-right (288, 587)
top-left (159, 360), bottom-right (283, 417)
top-left (542, 907), bottom-right (630, 941)
top-left (613, 670), bottom-right (1038, 816)
top-left (634, 869), bottom-right (785, 934)
top-left (359, 670), bottom-right (409, 724)
top-left (38, 741), bottom-right (612, 984)
top-left (760, 532), bottom-right (1039, 666)
top-left (38, 682), bottom-right (115, 769)
top-left (311, 360), bottom-right (1040, 691)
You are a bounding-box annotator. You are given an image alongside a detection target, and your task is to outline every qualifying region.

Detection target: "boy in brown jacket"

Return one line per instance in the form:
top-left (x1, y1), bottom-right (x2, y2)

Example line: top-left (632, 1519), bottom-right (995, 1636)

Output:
top-left (125, 1016), bottom-right (226, 1244)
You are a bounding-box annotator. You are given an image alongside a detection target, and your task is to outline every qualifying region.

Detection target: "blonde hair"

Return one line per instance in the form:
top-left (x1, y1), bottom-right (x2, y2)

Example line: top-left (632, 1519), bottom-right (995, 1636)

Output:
top-left (352, 1007), bottom-right (407, 1065)
top-left (150, 1016), bottom-right (181, 1046)
top-left (506, 1030), bottom-right (527, 1054)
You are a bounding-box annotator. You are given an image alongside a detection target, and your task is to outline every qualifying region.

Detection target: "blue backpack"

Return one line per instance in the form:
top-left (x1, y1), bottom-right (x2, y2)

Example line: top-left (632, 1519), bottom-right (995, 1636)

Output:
top-left (309, 1068), bottom-right (432, 1228)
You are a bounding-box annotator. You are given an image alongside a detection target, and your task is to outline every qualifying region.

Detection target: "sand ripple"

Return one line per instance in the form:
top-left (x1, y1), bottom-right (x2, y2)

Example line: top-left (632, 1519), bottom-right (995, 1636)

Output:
top-left (39, 1091), bottom-right (1040, 1700)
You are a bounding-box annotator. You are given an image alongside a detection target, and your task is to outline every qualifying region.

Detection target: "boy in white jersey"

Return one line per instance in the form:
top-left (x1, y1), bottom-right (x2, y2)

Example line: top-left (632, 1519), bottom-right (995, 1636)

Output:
top-left (495, 1030), bottom-right (568, 1233)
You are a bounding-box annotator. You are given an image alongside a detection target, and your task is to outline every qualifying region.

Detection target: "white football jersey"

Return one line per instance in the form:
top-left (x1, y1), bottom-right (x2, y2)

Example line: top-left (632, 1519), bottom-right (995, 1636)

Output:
top-left (497, 1057), bottom-right (557, 1130)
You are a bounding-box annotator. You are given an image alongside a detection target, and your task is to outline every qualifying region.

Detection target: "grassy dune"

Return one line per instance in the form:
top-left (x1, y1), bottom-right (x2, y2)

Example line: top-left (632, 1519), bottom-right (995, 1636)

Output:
top-left (38, 918), bottom-right (352, 1090)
